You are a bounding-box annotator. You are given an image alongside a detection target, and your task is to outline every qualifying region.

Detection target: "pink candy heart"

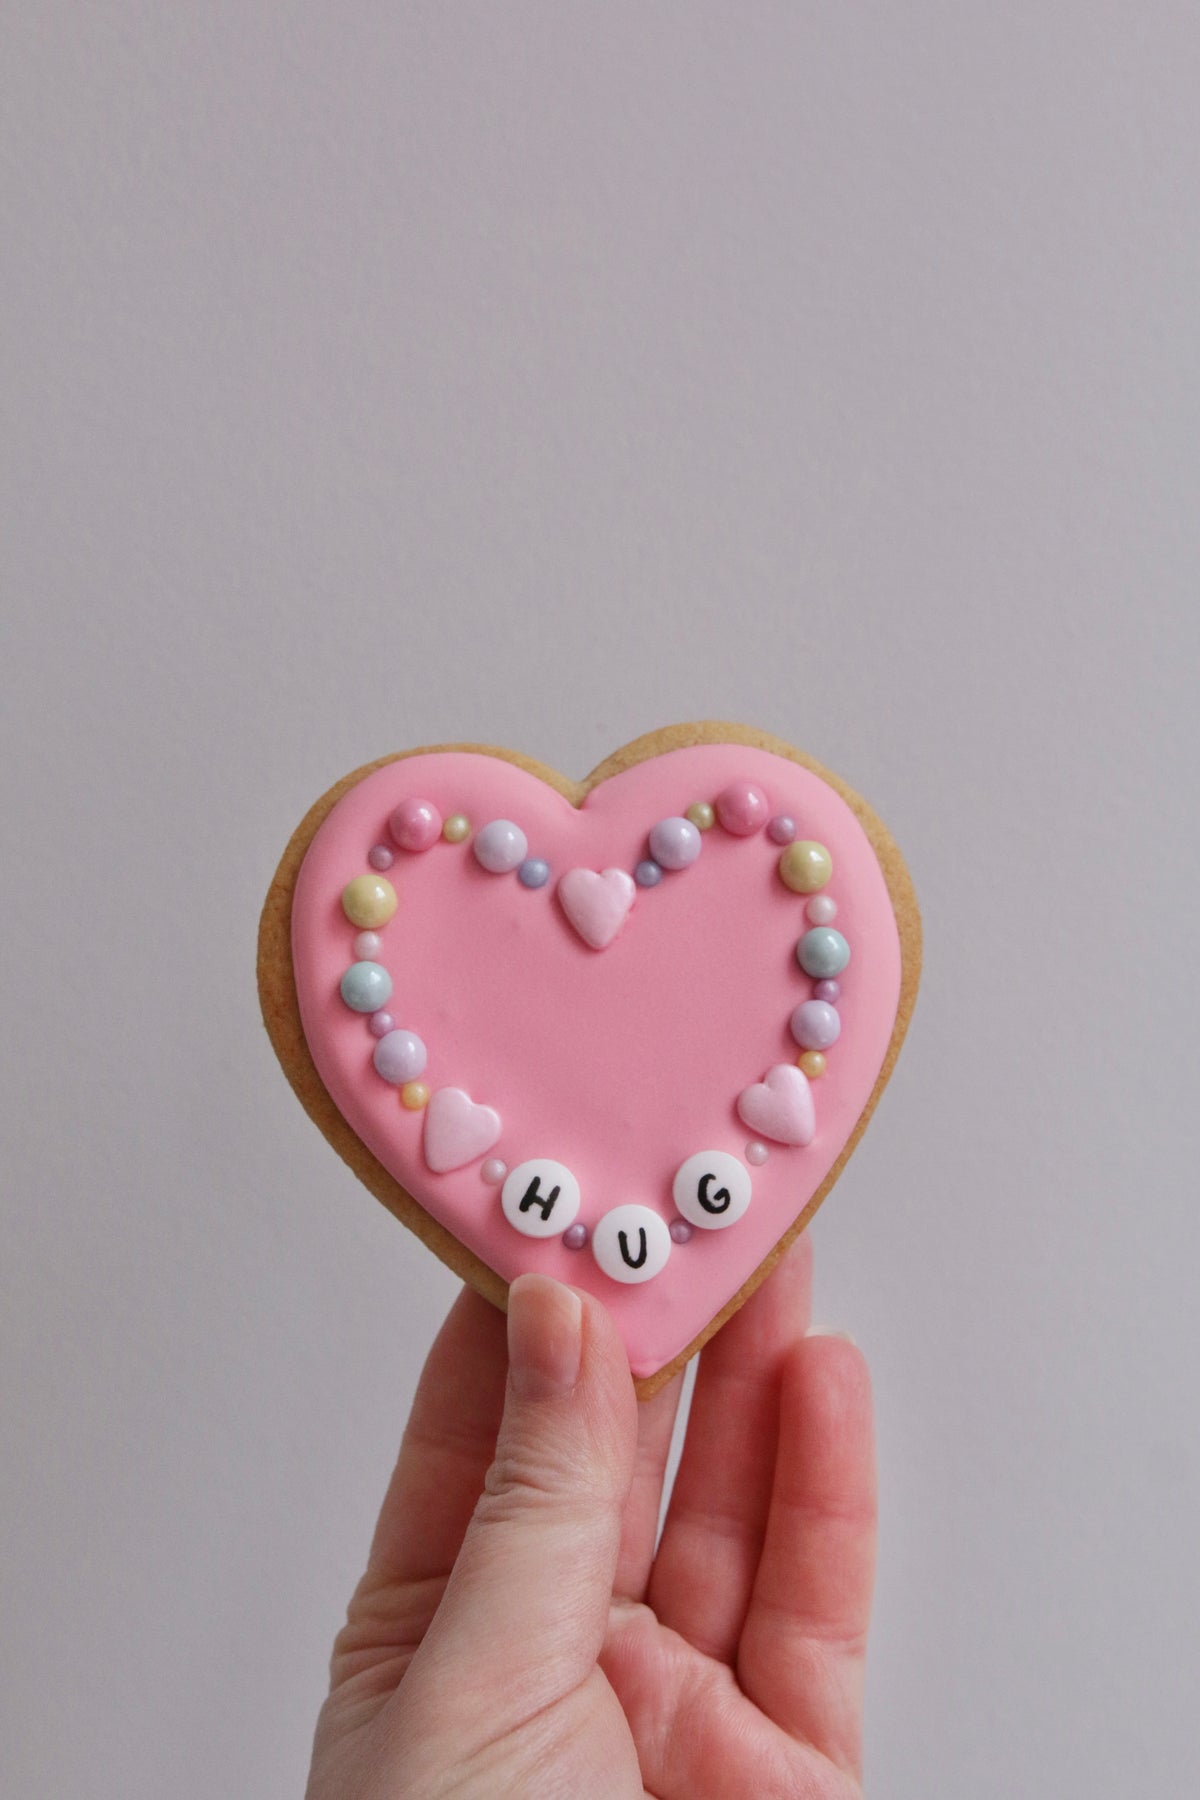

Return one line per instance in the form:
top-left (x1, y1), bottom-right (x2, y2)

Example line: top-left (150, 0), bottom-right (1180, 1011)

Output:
top-left (557, 866), bottom-right (637, 950)
top-left (736, 1063), bottom-right (816, 1146)
top-left (423, 1087), bottom-right (502, 1174)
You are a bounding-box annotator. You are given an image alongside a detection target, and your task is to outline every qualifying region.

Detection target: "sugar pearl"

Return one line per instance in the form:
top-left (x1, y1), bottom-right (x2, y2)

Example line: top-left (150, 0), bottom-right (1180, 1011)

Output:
top-left (481, 1158), bottom-right (508, 1185)
top-left (474, 819), bottom-right (528, 873)
top-left (400, 1081), bottom-right (430, 1110)
top-left (340, 961), bottom-right (392, 1012)
top-left (389, 798), bottom-right (442, 853)
top-left (779, 841), bottom-right (833, 894)
top-left (798, 1051), bottom-right (827, 1078)
top-left (518, 858), bottom-right (550, 888)
top-left (368, 844), bottom-right (395, 870)
top-left (442, 814), bottom-right (470, 844)
top-left (635, 859), bottom-right (663, 887)
top-left (806, 894), bottom-right (838, 925)
top-left (790, 999), bottom-right (842, 1051)
top-left (563, 1222), bottom-right (589, 1249)
top-left (813, 979), bottom-right (841, 1003)
top-left (342, 874), bottom-right (397, 928)
top-left (669, 1219), bottom-right (694, 1244)
top-left (372, 1029), bottom-right (428, 1084)
top-left (368, 1011), bottom-right (395, 1038)
top-left (715, 780), bottom-right (769, 836)
top-left (353, 931), bottom-right (382, 959)
top-left (767, 814), bottom-right (797, 844)
top-left (649, 816), bottom-right (702, 870)
top-left (685, 801), bottom-right (715, 830)
top-left (745, 1141), bottom-right (770, 1166)
top-left (796, 927), bottom-right (850, 978)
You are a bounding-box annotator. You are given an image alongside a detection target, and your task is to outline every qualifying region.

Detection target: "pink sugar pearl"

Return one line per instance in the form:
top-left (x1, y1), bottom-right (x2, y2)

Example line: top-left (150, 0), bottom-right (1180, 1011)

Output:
top-left (715, 780), bottom-right (769, 836)
top-left (389, 797), bottom-right (442, 852)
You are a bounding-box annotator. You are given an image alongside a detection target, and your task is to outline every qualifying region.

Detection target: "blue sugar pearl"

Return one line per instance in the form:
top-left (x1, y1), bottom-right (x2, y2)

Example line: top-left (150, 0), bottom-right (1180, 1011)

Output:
top-left (635, 859), bottom-right (663, 888)
top-left (518, 857), bottom-right (550, 889)
top-left (795, 928), bottom-right (851, 979)
top-left (340, 960), bottom-right (393, 1012)
top-left (648, 815), bottom-right (702, 870)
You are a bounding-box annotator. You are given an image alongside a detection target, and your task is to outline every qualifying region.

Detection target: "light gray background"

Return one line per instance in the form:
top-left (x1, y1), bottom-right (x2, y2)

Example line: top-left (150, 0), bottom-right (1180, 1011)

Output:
top-left (3, 5), bottom-right (1197, 1796)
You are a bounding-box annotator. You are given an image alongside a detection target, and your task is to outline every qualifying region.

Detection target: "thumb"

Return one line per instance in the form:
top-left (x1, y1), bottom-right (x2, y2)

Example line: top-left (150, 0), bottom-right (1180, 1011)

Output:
top-left (403, 1273), bottom-right (638, 1732)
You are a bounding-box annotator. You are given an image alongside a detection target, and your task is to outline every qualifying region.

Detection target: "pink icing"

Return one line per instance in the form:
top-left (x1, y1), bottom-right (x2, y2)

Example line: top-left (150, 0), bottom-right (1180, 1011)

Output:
top-left (291, 744), bottom-right (903, 1379)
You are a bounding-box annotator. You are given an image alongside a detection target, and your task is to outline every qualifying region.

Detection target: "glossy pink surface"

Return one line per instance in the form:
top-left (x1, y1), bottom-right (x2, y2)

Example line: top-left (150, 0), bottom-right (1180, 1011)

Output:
top-left (292, 744), bottom-right (903, 1378)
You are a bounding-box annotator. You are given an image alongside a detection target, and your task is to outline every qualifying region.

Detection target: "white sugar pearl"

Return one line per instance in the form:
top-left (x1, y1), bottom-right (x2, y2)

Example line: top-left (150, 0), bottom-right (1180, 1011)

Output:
top-left (474, 819), bottom-right (529, 873)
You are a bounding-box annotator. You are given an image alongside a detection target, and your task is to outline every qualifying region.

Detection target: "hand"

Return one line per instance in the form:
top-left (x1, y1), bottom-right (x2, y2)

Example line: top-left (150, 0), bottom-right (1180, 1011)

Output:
top-left (307, 1236), bottom-right (875, 1798)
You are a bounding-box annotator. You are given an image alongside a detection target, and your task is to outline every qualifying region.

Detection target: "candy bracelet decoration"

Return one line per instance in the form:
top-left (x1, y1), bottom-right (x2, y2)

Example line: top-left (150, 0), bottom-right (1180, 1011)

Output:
top-left (259, 723), bottom-right (920, 1395)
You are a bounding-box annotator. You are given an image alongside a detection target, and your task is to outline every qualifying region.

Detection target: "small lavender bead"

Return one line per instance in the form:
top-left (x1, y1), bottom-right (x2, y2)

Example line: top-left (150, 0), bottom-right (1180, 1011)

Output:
top-left (518, 857), bottom-right (550, 888)
top-left (562, 1222), bottom-right (589, 1249)
top-left (814, 979), bottom-right (841, 1003)
top-left (368, 844), bottom-right (395, 870)
top-left (368, 1010), bottom-right (395, 1038)
top-left (372, 1029), bottom-right (428, 1084)
top-left (669, 1219), bottom-right (694, 1244)
top-left (649, 816), bottom-right (702, 870)
top-left (340, 961), bottom-right (392, 1012)
top-left (745, 1142), bottom-right (770, 1167)
top-left (767, 815), bottom-right (796, 845)
top-left (635, 859), bottom-right (663, 887)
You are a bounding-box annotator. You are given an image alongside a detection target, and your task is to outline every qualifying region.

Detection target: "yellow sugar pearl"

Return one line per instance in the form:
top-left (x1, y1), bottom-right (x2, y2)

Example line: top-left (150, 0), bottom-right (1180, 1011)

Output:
top-left (685, 801), bottom-right (715, 831)
top-left (798, 1051), bottom-right (827, 1079)
top-left (400, 1081), bottom-right (430, 1110)
top-left (779, 840), bottom-right (833, 894)
top-left (442, 813), bottom-right (470, 844)
top-left (342, 874), bottom-right (397, 928)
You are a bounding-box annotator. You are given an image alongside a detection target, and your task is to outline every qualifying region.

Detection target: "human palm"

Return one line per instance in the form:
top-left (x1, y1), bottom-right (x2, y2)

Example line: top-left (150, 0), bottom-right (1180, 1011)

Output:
top-left (307, 1236), bottom-right (874, 1798)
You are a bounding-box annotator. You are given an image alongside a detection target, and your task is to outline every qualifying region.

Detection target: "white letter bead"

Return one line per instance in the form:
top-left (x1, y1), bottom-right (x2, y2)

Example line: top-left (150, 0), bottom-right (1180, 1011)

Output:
top-left (591, 1205), bottom-right (672, 1284)
top-left (672, 1151), bottom-right (752, 1230)
top-left (500, 1159), bottom-right (581, 1237)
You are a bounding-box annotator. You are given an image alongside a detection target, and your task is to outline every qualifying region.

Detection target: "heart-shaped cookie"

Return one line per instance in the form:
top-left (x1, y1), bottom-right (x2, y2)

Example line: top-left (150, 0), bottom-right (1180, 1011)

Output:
top-left (258, 723), bottom-right (920, 1395)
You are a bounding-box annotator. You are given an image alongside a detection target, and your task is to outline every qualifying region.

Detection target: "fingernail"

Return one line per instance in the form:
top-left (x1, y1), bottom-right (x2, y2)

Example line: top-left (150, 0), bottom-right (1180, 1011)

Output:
top-left (508, 1275), bottom-right (583, 1400)
top-left (806, 1325), bottom-right (858, 1345)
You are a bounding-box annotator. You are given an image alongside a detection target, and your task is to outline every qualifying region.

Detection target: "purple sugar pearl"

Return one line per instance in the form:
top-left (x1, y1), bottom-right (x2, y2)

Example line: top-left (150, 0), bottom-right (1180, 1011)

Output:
top-left (648, 816), bottom-right (702, 870)
top-left (790, 999), bottom-right (841, 1052)
top-left (518, 857), bottom-right (551, 889)
top-left (767, 815), bottom-right (796, 845)
top-left (368, 843), bottom-right (395, 870)
top-left (635, 859), bottom-right (663, 887)
top-left (368, 1011), bottom-right (395, 1038)
top-left (563, 1222), bottom-right (589, 1250)
top-left (372, 1029), bottom-right (428, 1084)
top-left (814, 979), bottom-right (841, 1003)
top-left (669, 1219), bottom-right (694, 1244)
